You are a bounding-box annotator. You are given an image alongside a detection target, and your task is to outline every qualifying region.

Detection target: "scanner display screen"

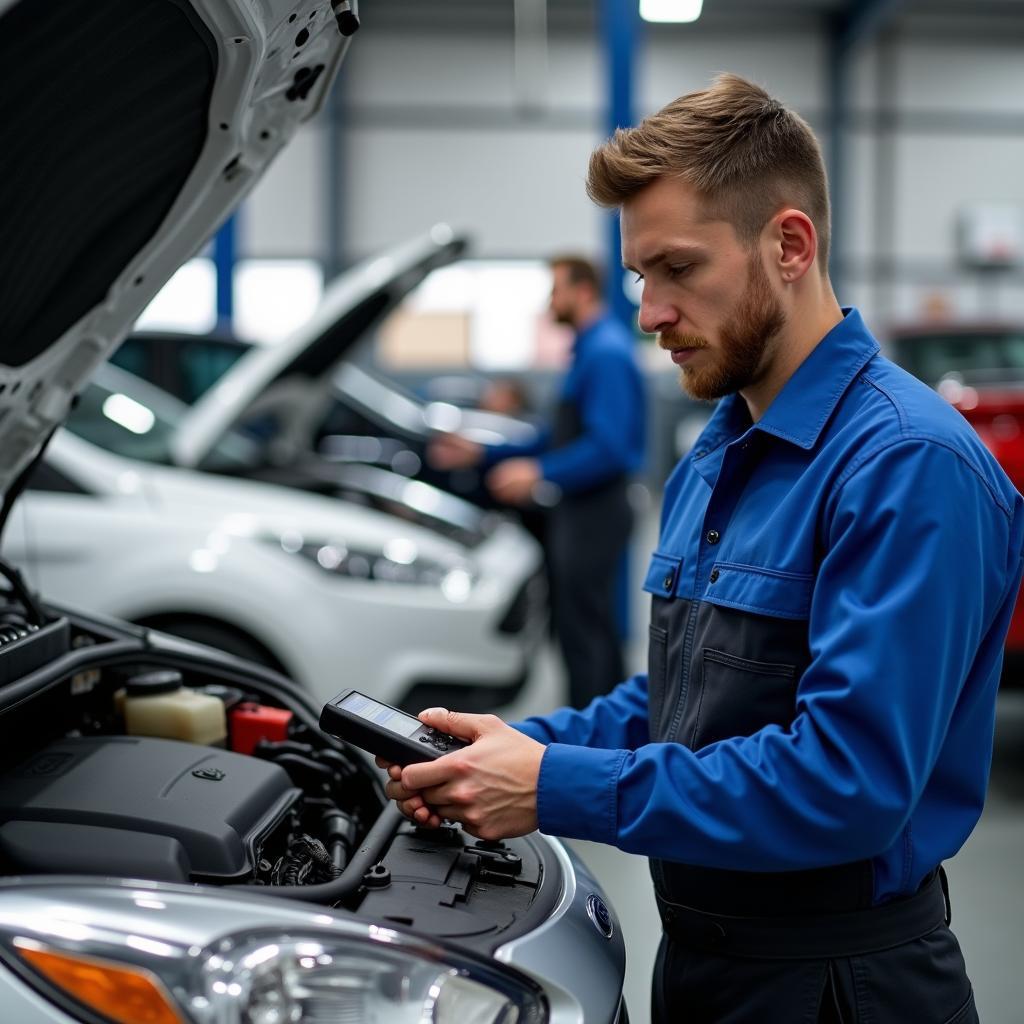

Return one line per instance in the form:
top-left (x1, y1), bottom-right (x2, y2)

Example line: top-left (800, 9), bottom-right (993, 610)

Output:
top-left (339, 692), bottom-right (420, 738)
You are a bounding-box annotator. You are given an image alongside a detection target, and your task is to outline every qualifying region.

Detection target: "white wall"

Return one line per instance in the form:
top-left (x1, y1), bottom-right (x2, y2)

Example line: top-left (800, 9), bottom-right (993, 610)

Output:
top-left (240, 20), bottom-right (1024, 329)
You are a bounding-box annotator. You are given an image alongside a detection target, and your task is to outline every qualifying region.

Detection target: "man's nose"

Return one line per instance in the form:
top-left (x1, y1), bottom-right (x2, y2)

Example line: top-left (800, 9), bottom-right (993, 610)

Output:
top-left (637, 288), bottom-right (678, 336)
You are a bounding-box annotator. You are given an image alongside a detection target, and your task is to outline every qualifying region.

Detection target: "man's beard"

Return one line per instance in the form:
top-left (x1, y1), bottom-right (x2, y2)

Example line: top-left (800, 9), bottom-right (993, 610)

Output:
top-left (659, 254), bottom-right (786, 401)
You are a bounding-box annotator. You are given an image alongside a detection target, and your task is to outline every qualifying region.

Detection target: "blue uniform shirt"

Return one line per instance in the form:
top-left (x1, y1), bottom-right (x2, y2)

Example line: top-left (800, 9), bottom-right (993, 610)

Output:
top-left (486, 312), bottom-right (645, 494)
top-left (515, 308), bottom-right (1024, 903)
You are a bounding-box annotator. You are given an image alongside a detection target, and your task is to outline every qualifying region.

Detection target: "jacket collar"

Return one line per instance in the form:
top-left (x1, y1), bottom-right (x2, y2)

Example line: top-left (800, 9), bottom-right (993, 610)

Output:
top-left (692, 307), bottom-right (880, 461)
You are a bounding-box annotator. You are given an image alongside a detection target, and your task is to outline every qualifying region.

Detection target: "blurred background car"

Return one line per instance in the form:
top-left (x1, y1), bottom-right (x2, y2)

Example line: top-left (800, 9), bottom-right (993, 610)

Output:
top-left (885, 324), bottom-right (1024, 387)
top-left (3, 366), bottom-right (546, 713)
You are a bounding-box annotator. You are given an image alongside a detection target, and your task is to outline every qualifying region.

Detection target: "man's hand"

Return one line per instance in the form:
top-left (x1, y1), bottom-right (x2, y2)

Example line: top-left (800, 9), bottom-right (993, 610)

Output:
top-left (376, 708), bottom-right (545, 840)
top-left (485, 458), bottom-right (541, 506)
top-left (426, 432), bottom-right (484, 471)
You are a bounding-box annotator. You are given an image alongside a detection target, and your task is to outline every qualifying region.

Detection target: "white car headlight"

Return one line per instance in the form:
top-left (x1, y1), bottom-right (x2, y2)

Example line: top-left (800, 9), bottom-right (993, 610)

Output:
top-left (0, 895), bottom-right (547, 1024)
top-left (267, 533), bottom-right (478, 597)
top-left (196, 932), bottom-right (534, 1024)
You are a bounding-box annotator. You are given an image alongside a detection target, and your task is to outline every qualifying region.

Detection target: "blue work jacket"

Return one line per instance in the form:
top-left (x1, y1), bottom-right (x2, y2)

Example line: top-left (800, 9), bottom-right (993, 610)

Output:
top-left (486, 312), bottom-right (645, 494)
top-left (515, 308), bottom-right (1024, 905)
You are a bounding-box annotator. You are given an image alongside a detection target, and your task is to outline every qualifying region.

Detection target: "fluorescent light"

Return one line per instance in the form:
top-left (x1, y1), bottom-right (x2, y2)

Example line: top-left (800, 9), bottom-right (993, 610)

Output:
top-left (641, 0), bottom-right (703, 23)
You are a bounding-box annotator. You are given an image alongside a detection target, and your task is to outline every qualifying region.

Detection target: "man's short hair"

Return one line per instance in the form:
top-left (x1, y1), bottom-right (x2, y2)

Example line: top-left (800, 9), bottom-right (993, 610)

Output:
top-left (549, 254), bottom-right (604, 294)
top-left (586, 73), bottom-right (831, 269)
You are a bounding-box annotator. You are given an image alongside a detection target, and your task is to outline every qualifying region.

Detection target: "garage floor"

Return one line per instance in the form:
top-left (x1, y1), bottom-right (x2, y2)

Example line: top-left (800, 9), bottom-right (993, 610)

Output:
top-left (500, 506), bottom-right (1024, 1023)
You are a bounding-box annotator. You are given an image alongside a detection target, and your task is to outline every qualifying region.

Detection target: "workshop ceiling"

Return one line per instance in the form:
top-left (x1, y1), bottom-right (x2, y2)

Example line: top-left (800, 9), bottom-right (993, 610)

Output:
top-left (361, 0), bottom-right (1024, 36)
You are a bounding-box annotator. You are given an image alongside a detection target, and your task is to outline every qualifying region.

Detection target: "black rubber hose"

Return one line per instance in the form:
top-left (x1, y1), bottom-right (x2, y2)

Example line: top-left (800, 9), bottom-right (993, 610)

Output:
top-left (252, 739), bottom-right (317, 760)
top-left (269, 752), bottom-right (335, 789)
top-left (235, 802), bottom-right (403, 904)
top-left (322, 808), bottom-right (359, 871)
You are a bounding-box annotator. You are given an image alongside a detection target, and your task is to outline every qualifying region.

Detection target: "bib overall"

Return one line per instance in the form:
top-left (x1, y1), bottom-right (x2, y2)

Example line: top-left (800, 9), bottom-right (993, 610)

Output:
top-left (644, 509), bottom-right (977, 1024)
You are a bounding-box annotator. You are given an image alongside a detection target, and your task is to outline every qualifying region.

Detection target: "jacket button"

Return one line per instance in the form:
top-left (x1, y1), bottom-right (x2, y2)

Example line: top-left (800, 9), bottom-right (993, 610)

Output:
top-left (706, 529), bottom-right (720, 545)
top-left (709, 569), bottom-right (720, 583)
top-left (663, 573), bottom-right (674, 591)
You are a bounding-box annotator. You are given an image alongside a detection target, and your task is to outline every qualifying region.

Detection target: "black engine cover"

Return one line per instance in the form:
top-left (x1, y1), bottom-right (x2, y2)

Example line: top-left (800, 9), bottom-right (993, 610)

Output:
top-left (0, 736), bottom-right (299, 883)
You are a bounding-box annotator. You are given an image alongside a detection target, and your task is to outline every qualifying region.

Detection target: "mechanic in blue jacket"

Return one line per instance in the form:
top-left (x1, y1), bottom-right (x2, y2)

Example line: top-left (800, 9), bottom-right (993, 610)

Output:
top-left (429, 255), bottom-right (646, 709)
top-left (385, 74), bottom-right (1024, 1022)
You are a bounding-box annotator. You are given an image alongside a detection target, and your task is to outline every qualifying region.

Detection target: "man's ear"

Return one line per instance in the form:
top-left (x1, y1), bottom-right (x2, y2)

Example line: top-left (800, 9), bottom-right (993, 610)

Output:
top-left (770, 209), bottom-right (817, 283)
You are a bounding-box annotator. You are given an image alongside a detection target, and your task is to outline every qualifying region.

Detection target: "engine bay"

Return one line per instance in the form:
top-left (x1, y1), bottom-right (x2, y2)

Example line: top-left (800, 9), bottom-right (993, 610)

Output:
top-left (0, 589), bottom-right (559, 953)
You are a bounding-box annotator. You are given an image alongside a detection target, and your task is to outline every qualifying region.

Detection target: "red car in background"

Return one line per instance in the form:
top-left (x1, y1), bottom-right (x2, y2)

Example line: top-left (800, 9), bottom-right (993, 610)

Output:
top-left (887, 325), bottom-right (1024, 686)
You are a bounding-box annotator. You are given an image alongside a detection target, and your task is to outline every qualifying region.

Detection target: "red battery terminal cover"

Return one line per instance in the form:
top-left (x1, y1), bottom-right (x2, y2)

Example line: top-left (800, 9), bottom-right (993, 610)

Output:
top-left (230, 702), bottom-right (293, 755)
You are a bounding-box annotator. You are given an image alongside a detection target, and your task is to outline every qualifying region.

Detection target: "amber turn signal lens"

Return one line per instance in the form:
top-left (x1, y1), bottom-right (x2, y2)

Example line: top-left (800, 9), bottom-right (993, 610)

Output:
top-left (15, 944), bottom-right (184, 1024)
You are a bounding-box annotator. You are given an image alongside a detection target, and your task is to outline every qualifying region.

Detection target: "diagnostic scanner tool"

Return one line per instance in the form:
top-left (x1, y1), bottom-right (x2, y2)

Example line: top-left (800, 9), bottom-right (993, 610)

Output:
top-left (319, 689), bottom-right (468, 765)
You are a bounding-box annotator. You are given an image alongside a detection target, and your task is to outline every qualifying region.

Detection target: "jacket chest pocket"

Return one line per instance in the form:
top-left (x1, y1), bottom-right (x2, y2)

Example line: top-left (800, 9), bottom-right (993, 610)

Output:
top-left (690, 648), bottom-right (797, 749)
top-left (680, 563), bottom-right (813, 751)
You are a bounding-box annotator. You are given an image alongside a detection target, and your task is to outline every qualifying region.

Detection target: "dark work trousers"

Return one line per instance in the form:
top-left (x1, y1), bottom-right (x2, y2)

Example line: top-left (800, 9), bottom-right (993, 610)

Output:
top-left (652, 902), bottom-right (978, 1023)
top-left (546, 480), bottom-right (632, 710)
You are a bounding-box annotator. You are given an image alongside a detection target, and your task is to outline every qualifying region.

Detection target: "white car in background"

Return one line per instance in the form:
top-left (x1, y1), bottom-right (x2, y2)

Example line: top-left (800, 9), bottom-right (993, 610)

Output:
top-left (3, 365), bottom-right (546, 712)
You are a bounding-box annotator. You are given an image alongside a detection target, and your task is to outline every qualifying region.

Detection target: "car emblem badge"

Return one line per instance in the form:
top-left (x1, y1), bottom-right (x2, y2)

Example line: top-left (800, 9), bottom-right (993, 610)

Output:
top-left (192, 767), bottom-right (226, 781)
top-left (586, 893), bottom-right (614, 939)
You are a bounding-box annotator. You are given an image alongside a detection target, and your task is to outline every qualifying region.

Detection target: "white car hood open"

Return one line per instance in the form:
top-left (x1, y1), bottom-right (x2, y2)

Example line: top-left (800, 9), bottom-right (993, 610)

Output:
top-left (170, 227), bottom-right (468, 468)
top-left (0, 0), bottom-right (357, 505)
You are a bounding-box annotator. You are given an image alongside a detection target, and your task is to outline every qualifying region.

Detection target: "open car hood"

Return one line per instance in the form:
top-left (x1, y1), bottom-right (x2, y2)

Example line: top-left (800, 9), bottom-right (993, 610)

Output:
top-left (0, 0), bottom-right (357, 505)
top-left (332, 363), bottom-right (541, 447)
top-left (170, 227), bottom-right (468, 468)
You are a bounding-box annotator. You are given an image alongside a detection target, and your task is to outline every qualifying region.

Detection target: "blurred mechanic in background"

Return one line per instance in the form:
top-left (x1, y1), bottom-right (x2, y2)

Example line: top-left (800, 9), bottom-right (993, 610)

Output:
top-left (429, 255), bottom-right (646, 709)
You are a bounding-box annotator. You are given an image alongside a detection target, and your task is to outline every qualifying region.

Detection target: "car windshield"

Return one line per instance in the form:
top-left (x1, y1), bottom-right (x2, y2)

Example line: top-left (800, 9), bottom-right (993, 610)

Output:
top-left (889, 331), bottom-right (1024, 384)
top-left (66, 371), bottom-right (261, 470)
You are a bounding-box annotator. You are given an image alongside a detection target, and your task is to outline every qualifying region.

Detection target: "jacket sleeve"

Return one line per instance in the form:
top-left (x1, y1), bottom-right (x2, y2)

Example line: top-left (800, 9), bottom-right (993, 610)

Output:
top-left (533, 439), bottom-right (1024, 869)
top-left (511, 673), bottom-right (650, 750)
top-left (483, 426), bottom-right (552, 465)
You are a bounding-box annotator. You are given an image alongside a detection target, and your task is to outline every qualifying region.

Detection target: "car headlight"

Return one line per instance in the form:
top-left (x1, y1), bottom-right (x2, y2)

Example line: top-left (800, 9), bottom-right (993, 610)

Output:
top-left (0, 891), bottom-right (547, 1024)
top-left (268, 532), bottom-right (478, 599)
top-left (197, 932), bottom-right (536, 1024)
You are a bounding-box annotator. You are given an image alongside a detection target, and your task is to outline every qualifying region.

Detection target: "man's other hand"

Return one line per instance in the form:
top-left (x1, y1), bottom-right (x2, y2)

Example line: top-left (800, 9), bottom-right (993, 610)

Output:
top-left (485, 458), bottom-right (541, 506)
top-left (379, 708), bottom-right (545, 840)
top-left (426, 432), bottom-right (484, 470)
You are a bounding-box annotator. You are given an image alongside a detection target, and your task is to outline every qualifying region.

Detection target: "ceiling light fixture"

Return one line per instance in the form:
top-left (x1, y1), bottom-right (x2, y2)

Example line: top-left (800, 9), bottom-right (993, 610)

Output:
top-left (640, 0), bottom-right (703, 23)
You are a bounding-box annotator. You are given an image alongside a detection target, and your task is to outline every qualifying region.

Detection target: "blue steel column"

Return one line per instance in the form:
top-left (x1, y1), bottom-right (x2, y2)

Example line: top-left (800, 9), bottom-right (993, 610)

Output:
top-left (601, 0), bottom-right (639, 327)
top-left (601, 0), bottom-right (640, 641)
top-left (827, 0), bottom-right (905, 292)
top-left (214, 213), bottom-right (237, 328)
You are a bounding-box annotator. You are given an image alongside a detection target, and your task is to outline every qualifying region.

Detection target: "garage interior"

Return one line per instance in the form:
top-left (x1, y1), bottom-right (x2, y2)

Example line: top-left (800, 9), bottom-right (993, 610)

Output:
top-left (6, 0), bottom-right (1024, 1021)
